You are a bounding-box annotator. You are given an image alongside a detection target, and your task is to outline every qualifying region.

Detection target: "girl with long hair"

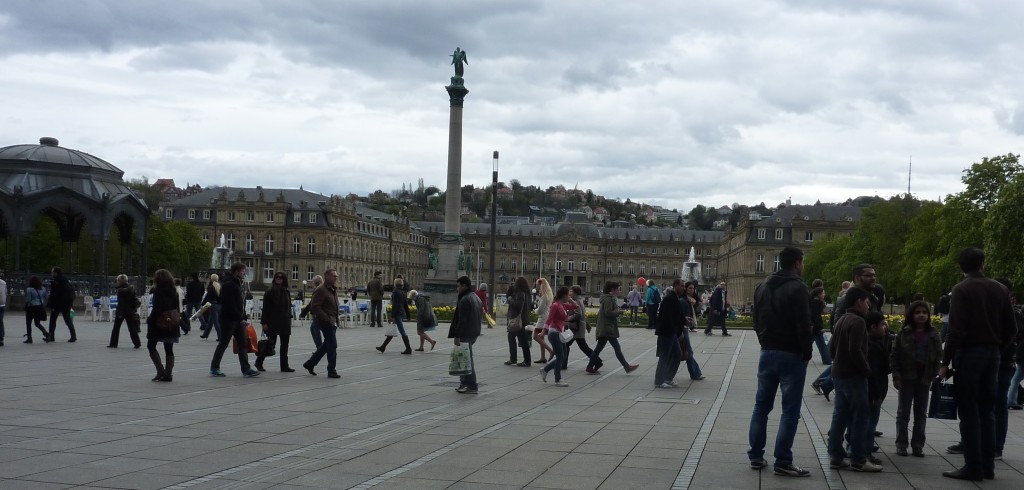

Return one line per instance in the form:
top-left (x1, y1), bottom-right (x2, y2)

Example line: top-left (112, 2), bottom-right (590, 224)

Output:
top-left (504, 276), bottom-right (532, 366)
top-left (533, 278), bottom-right (555, 364)
top-left (146, 269), bottom-right (180, 382)
top-left (23, 275), bottom-right (49, 343)
top-left (890, 300), bottom-right (941, 457)
top-left (256, 271), bottom-right (295, 372)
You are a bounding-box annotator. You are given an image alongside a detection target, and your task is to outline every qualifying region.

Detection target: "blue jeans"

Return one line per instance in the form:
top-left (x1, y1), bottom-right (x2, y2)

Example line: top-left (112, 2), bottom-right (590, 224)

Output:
top-left (954, 346), bottom-right (999, 472)
top-left (813, 331), bottom-right (832, 365)
top-left (748, 350), bottom-right (807, 466)
top-left (814, 366), bottom-right (834, 394)
top-left (828, 376), bottom-right (870, 463)
top-left (460, 339), bottom-right (477, 389)
top-left (206, 304), bottom-right (222, 339)
top-left (940, 321), bottom-right (949, 343)
top-left (681, 328), bottom-right (703, 379)
top-left (588, 338), bottom-right (630, 370)
top-left (0, 305), bottom-right (5, 341)
top-left (394, 316), bottom-right (407, 336)
top-left (1009, 362), bottom-right (1024, 407)
top-left (997, 365), bottom-right (1013, 452)
top-left (306, 321), bottom-right (338, 372)
top-left (655, 334), bottom-right (681, 385)
top-left (544, 331), bottom-right (567, 382)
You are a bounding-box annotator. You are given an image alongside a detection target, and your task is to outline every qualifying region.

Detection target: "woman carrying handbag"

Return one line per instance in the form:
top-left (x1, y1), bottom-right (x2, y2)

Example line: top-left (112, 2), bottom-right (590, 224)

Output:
top-left (410, 290), bottom-right (437, 351)
top-left (23, 275), bottom-right (49, 343)
top-left (539, 286), bottom-right (572, 387)
top-left (146, 270), bottom-right (181, 382)
top-left (504, 277), bottom-right (532, 366)
top-left (255, 272), bottom-right (295, 372)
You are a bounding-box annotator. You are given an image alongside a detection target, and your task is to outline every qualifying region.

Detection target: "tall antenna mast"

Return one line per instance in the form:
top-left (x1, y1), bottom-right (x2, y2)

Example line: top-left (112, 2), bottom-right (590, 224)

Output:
top-left (907, 155), bottom-right (912, 196)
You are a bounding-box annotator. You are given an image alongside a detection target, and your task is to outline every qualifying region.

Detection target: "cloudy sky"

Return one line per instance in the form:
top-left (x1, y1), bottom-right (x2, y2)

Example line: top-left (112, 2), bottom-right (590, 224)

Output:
top-left (2, 0), bottom-right (1022, 213)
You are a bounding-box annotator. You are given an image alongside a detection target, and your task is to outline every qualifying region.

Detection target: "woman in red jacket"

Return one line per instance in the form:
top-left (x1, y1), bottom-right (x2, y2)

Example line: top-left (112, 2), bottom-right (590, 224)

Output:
top-left (539, 286), bottom-right (572, 387)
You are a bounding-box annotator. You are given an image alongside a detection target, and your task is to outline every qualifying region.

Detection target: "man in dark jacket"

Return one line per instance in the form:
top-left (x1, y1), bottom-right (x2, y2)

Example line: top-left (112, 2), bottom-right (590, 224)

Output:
top-left (705, 281), bottom-right (730, 336)
top-left (450, 275), bottom-right (482, 394)
top-left (367, 271), bottom-right (384, 328)
top-left (184, 272), bottom-right (205, 330)
top-left (47, 266), bottom-right (77, 342)
top-left (826, 286), bottom-right (881, 472)
top-left (939, 248), bottom-right (1017, 481)
top-left (747, 246), bottom-right (813, 477)
top-left (210, 263), bottom-right (259, 378)
top-left (654, 279), bottom-right (686, 388)
top-left (814, 264), bottom-right (883, 398)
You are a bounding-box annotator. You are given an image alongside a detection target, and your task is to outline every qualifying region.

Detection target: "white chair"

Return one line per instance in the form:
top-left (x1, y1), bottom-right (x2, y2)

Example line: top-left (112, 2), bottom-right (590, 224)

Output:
top-left (107, 296), bottom-right (119, 322)
top-left (84, 295), bottom-right (97, 321)
top-left (98, 296), bottom-right (113, 321)
top-left (357, 300), bottom-right (369, 324)
top-left (338, 300), bottom-right (354, 328)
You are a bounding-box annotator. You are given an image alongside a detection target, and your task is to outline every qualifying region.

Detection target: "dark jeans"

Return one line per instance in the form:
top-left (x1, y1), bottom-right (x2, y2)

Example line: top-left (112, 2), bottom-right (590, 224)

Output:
top-left (0, 305), bottom-right (5, 340)
top-left (460, 339), bottom-right (477, 389)
top-left (109, 314), bottom-right (141, 347)
top-left (1009, 362), bottom-right (1024, 407)
top-left (543, 331), bottom-right (567, 382)
top-left (370, 299), bottom-right (383, 327)
top-left (705, 310), bottom-right (728, 334)
top-left (587, 338), bottom-right (630, 370)
top-left (895, 381), bottom-right (929, 450)
top-left (563, 337), bottom-right (600, 370)
top-left (306, 322), bottom-right (338, 372)
top-left (256, 333), bottom-right (290, 369)
top-left (646, 304), bottom-right (658, 329)
top-left (997, 365), bottom-right (1013, 451)
top-left (953, 346), bottom-right (999, 472)
top-left (508, 328), bottom-right (531, 363)
top-left (48, 307), bottom-right (77, 340)
top-left (211, 320), bottom-right (252, 373)
top-left (310, 322), bottom-right (323, 349)
top-left (25, 309), bottom-right (47, 340)
top-left (655, 334), bottom-right (682, 385)
top-left (748, 349), bottom-right (806, 466)
top-left (681, 328), bottom-right (703, 379)
top-left (813, 331), bottom-right (832, 365)
top-left (828, 376), bottom-right (871, 463)
top-left (203, 304), bottom-right (222, 339)
top-left (815, 366), bottom-right (834, 394)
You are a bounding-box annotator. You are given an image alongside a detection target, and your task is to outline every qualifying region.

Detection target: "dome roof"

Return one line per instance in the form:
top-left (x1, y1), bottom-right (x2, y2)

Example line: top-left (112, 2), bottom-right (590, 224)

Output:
top-left (0, 137), bottom-right (122, 174)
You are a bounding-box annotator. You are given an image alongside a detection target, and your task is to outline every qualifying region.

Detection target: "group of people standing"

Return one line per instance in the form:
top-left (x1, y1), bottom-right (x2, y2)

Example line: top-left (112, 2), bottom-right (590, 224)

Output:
top-left (746, 246), bottom-right (1020, 482)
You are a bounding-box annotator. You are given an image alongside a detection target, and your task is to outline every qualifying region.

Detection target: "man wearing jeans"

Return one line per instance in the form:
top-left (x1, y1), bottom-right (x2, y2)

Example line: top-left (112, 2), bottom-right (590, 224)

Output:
top-left (826, 287), bottom-right (881, 472)
top-left (303, 269), bottom-right (341, 379)
top-left (450, 276), bottom-right (482, 394)
top-left (747, 246), bottom-right (813, 477)
top-left (939, 248), bottom-right (1017, 481)
top-left (367, 271), bottom-right (384, 328)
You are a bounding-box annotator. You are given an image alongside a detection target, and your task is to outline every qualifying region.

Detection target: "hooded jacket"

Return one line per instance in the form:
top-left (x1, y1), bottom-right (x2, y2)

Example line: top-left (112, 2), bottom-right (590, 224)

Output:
top-left (752, 269), bottom-right (812, 360)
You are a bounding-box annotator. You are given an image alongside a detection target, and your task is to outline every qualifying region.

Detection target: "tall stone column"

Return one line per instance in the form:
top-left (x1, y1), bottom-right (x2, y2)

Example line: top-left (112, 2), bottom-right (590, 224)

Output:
top-left (424, 55), bottom-right (471, 302)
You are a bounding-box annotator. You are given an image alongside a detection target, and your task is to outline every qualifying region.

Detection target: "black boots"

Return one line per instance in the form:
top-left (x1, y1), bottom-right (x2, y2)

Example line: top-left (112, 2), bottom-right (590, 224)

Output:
top-left (163, 356), bottom-right (174, 382)
top-left (376, 336), bottom-right (393, 353)
top-left (149, 351), bottom-right (166, 382)
top-left (401, 336), bottom-right (413, 355)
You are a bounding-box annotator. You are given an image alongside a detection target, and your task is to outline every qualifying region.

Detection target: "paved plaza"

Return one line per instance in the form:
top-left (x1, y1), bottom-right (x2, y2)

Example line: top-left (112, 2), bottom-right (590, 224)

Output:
top-left (1, 314), bottom-right (1022, 489)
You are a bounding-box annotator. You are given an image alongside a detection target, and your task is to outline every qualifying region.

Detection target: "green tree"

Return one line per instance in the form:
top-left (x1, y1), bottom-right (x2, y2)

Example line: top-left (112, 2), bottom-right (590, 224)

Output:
top-left (983, 172), bottom-right (1024, 286)
top-left (804, 234), bottom-right (852, 299)
top-left (146, 217), bottom-right (212, 277)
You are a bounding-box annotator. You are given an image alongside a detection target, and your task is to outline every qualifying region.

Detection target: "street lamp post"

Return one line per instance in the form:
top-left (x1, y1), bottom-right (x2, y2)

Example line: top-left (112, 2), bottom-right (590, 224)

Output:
top-left (488, 150), bottom-right (498, 316)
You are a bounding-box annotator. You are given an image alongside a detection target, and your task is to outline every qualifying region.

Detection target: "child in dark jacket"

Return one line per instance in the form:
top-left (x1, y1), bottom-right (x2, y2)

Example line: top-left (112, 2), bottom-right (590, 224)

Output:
top-left (889, 300), bottom-right (942, 457)
top-left (865, 311), bottom-right (890, 458)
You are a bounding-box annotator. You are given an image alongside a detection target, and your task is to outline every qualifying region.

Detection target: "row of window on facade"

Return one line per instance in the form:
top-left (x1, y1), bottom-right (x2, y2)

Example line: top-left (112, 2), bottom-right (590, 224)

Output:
top-left (178, 208), bottom-right (319, 224)
top-left (199, 232), bottom-right (419, 265)
top-left (485, 259), bottom-right (716, 278)
top-left (466, 241), bottom-right (715, 256)
top-left (757, 229), bottom-right (835, 242)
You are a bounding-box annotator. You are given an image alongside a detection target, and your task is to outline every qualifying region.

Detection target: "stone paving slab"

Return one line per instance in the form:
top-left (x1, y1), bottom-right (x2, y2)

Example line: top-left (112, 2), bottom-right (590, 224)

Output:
top-left (1, 313), bottom-right (1022, 489)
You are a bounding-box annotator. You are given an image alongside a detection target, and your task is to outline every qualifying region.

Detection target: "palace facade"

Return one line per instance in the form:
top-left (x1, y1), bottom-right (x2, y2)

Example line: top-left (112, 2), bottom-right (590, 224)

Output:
top-left (161, 187), bottom-right (861, 303)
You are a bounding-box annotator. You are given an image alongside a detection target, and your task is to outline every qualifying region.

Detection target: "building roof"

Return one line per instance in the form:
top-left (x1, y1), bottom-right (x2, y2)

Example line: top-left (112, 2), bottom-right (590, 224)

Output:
top-left (414, 220), bottom-right (724, 242)
top-left (752, 204), bottom-right (861, 227)
top-left (0, 137), bottom-right (122, 173)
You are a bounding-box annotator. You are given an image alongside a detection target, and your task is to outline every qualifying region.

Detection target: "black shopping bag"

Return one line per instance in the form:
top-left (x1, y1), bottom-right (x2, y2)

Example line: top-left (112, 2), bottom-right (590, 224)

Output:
top-left (928, 379), bottom-right (957, 420)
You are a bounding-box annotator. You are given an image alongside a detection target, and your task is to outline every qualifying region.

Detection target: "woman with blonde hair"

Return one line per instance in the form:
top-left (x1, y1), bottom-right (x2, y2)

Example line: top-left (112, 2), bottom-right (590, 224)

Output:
top-left (376, 278), bottom-right (413, 354)
top-left (409, 289), bottom-right (437, 351)
top-left (533, 278), bottom-right (555, 364)
top-left (199, 273), bottom-right (222, 341)
top-left (107, 274), bottom-right (141, 348)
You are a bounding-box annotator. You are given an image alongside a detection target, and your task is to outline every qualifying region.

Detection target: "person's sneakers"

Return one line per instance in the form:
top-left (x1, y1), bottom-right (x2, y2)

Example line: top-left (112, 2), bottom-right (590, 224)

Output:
top-left (327, 371), bottom-right (340, 379)
top-left (994, 450), bottom-right (1002, 460)
top-left (867, 455), bottom-right (883, 466)
top-left (912, 448), bottom-right (925, 457)
top-left (254, 363), bottom-right (266, 372)
top-left (810, 382), bottom-right (823, 395)
top-left (692, 375), bottom-right (706, 380)
top-left (895, 447), bottom-right (908, 457)
top-left (656, 382), bottom-right (674, 389)
top-left (585, 367), bottom-right (600, 375)
top-left (243, 368), bottom-right (261, 378)
top-left (942, 467), bottom-right (983, 481)
top-left (555, 381), bottom-right (569, 387)
top-left (1010, 404), bottom-right (1023, 410)
top-left (722, 333), bottom-right (732, 337)
top-left (666, 380), bottom-right (679, 387)
top-left (539, 368), bottom-right (548, 383)
top-left (874, 430), bottom-right (883, 437)
top-left (705, 331), bottom-right (713, 336)
top-left (829, 458), bottom-right (850, 469)
top-left (750, 458), bottom-right (768, 470)
top-left (517, 362), bottom-right (531, 367)
top-left (773, 463), bottom-right (810, 477)
top-left (947, 443), bottom-right (964, 454)
top-left (823, 389), bottom-right (832, 402)
top-left (303, 362), bottom-right (317, 376)
top-left (455, 385), bottom-right (466, 392)
top-left (851, 461), bottom-right (882, 472)
top-left (210, 369), bottom-right (226, 377)
top-left (625, 364), bottom-right (640, 373)
top-left (461, 387), bottom-right (478, 394)
top-left (504, 360), bottom-right (516, 366)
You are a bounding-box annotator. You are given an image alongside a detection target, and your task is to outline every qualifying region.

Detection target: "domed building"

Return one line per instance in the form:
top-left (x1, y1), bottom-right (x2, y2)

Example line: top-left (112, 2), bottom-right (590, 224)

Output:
top-left (0, 137), bottom-right (150, 286)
